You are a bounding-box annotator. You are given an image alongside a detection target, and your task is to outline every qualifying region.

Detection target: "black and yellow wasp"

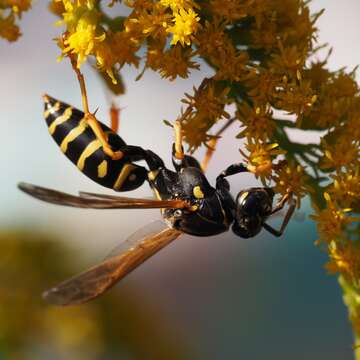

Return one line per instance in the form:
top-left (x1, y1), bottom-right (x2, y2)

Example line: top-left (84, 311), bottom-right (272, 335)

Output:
top-left (19, 94), bottom-right (296, 306)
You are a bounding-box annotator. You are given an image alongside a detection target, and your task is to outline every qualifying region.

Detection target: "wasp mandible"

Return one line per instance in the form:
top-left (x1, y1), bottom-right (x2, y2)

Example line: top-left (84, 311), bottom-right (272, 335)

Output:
top-left (19, 63), bottom-right (296, 306)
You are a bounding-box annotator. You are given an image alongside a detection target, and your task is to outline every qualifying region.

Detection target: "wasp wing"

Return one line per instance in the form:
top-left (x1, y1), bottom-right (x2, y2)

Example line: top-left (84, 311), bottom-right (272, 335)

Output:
top-left (43, 223), bottom-right (182, 306)
top-left (103, 220), bottom-right (166, 260)
top-left (18, 182), bottom-right (187, 209)
top-left (79, 191), bottom-right (155, 201)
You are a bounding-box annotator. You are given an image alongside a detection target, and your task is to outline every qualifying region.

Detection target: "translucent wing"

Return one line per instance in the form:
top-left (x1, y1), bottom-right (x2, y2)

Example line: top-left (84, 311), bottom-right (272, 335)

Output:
top-left (43, 223), bottom-right (182, 306)
top-left (18, 182), bottom-right (187, 209)
top-left (104, 220), bottom-right (167, 260)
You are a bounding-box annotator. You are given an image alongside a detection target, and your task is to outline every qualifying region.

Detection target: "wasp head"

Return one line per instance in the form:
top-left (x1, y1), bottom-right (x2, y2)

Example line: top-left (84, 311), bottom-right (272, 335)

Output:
top-left (232, 188), bottom-right (273, 238)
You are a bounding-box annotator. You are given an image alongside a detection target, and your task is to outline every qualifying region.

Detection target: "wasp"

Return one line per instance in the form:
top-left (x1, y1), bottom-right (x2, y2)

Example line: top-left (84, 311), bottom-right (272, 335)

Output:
top-left (19, 63), bottom-right (295, 306)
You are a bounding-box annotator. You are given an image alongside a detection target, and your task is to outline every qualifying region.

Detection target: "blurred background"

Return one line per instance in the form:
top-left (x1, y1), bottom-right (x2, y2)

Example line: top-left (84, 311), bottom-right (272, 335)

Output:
top-left (1, 1), bottom-right (360, 359)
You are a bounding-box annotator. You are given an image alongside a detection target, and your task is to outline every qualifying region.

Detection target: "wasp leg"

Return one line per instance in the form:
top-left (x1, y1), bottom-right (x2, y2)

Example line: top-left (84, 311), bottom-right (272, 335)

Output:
top-left (67, 50), bottom-right (122, 161)
top-left (174, 120), bottom-right (184, 160)
top-left (270, 192), bottom-right (291, 215)
top-left (217, 163), bottom-right (250, 180)
top-left (144, 149), bottom-right (165, 171)
top-left (110, 103), bottom-right (120, 133)
top-left (216, 162), bottom-right (250, 194)
top-left (263, 197), bottom-right (296, 237)
top-left (172, 143), bottom-right (201, 172)
top-left (215, 163), bottom-right (250, 211)
top-left (171, 118), bottom-right (202, 171)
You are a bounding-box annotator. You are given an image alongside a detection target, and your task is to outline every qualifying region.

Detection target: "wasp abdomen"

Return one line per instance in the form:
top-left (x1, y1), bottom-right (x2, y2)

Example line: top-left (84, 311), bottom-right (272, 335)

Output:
top-left (43, 95), bottom-right (147, 192)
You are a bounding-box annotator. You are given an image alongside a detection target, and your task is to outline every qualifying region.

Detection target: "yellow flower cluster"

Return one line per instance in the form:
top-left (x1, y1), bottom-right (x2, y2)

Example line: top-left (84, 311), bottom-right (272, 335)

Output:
top-left (51, 0), bottom-right (200, 83)
top-left (311, 193), bottom-right (360, 285)
top-left (239, 141), bottom-right (285, 185)
top-left (181, 80), bottom-right (230, 151)
top-left (273, 162), bottom-right (312, 207)
top-left (0, 0), bottom-right (32, 42)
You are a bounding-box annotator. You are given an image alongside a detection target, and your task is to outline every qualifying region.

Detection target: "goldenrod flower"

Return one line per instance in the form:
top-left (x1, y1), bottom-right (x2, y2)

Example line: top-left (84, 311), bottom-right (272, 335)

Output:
top-left (182, 81), bottom-right (231, 151)
top-left (240, 141), bottom-right (286, 185)
top-left (160, 0), bottom-right (196, 11)
top-left (310, 193), bottom-right (359, 244)
top-left (64, 18), bottom-right (105, 67)
top-left (183, 81), bottom-right (230, 121)
top-left (236, 103), bottom-right (275, 142)
top-left (320, 138), bottom-right (360, 171)
top-left (6, 0), bottom-right (32, 13)
top-left (159, 45), bottom-right (199, 80)
top-left (95, 40), bottom-right (117, 84)
top-left (167, 7), bottom-right (200, 46)
top-left (328, 170), bottom-right (360, 209)
top-left (0, 13), bottom-right (20, 42)
top-left (0, 0), bottom-right (32, 42)
top-left (210, 0), bottom-right (249, 22)
top-left (272, 161), bottom-right (311, 206)
top-left (326, 241), bottom-right (360, 285)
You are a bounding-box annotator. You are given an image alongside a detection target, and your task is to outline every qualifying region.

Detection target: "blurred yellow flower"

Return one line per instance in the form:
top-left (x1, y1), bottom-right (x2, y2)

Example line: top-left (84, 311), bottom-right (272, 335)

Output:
top-left (321, 138), bottom-right (360, 171)
top-left (326, 241), bottom-right (360, 285)
top-left (328, 169), bottom-right (360, 210)
top-left (160, 0), bottom-right (196, 11)
top-left (0, 13), bottom-right (20, 41)
top-left (311, 193), bottom-right (359, 244)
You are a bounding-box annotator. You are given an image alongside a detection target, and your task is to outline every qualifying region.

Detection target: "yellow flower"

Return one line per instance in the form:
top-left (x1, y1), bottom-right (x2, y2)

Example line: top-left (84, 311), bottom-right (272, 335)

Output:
top-left (0, 13), bottom-right (20, 42)
top-left (328, 169), bottom-right (360, 210)
top-left (64, 18), bottom-right (105, 67)
top-left (7, 0), bottom-right (32, 13)
top-left (160, 0), bottom-right (196, 11)
top-left (326, 241), bottom-right (360, 285)
top-left (111, 31), bottom-right (140, 68)
top-left (159, 45), bottom-right (199, 80)
top-left (320, 138), bottom-right (360, 171)
top-left (239, 141), bottom-right (286, 185)
top-left (182, 81), bottom-right (230, 121)
top-left (182, 81), bottom-right (231, 151)
top-left (210, 0), bottom-right (249, 22)
top-left (273, 79), bottom-right (316, 118)
top-left (167, 7), bottom-right (200, 46)
top-left (95, 40), bottom-right (117, 84)
top-left (272, 161), bottom-right (310, 206)
top-left (310, 193), bottom-right (359, 244)
top-left (236, 103), bottom-right (275, 142)
top-left (145, 40), bottom-right (165, 72)
top-left (126, 2), bottom-right (171, 39)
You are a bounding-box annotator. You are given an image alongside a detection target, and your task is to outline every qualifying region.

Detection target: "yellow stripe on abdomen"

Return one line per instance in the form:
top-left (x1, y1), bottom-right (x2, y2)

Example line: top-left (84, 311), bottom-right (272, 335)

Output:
top-left (44, 101), bottom-right (60, 119)
top-left (48, 107), bottom-right (73, 135)
top-left (113, 163), bottom-right (136, 190)
top-left (97, 160), bottom-right (108, 178)
top-left (77, 139), bottom-right (102, 171)
top-left (60, 118), bottom-right (87, 153)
